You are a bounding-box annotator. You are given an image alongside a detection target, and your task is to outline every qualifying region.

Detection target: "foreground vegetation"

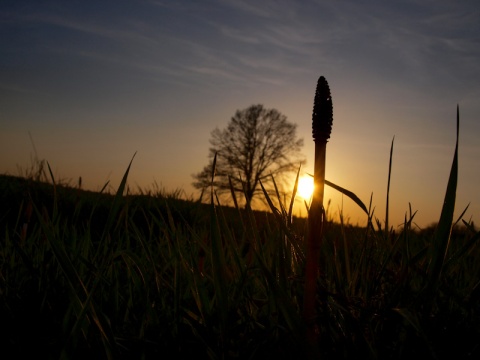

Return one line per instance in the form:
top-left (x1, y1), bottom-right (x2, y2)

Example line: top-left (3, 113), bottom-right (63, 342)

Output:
top-left (1, 116), bottom-right (479, 359)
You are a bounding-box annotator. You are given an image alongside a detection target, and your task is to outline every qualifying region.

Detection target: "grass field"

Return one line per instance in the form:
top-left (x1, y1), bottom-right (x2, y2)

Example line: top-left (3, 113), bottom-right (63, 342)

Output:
top-left (1, 114), bottom-right (479, 359)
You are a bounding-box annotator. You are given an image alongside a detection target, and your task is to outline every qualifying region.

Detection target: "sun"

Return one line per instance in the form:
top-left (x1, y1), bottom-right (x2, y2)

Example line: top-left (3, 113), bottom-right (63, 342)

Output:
top-left (297, 175), bottom-right (314, 200)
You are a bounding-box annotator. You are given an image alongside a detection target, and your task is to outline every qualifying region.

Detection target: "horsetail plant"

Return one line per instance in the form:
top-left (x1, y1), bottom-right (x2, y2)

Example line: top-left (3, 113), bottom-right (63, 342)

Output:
top-left (304, 76), bottom-right (333, 350)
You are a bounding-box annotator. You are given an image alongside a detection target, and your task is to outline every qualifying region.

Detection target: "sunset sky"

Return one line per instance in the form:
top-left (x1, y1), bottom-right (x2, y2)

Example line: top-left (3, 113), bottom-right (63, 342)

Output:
top-left (1, 0), bottom-right (479, 228)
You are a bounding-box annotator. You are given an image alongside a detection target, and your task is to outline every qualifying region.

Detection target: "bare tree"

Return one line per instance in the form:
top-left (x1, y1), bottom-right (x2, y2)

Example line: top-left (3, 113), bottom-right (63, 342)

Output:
top-left (192, 104), bottom-right (304, 207)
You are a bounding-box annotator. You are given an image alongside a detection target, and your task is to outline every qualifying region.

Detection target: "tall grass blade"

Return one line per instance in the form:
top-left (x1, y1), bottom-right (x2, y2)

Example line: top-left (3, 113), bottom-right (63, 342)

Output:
top-left (324, 179), bottom-right (369, 215)
top-left (30, 202), bottom-right (116, 357)
top-left (208, 153), bottom-right (228, 335)
top-left (228, 175), bottom-right (239, 210)
top-left (385, 136), bottom-right (395, 238)
top-left (270, 173), bottom-right (288, 219)
top-left (101, 152), bottom-right (136, 239)
top-left (427, 105), bottom-right (459, 298)
top-left (288, 165), bottom-right (301, 221)
top-left (442, 212), bottom-right (479, 271)
top-left (260, 179), bottom-right (283, 218)
top-left (46, 161), bottom-right (58, 219)
top-left (260, 180), bottom-right (305, 262)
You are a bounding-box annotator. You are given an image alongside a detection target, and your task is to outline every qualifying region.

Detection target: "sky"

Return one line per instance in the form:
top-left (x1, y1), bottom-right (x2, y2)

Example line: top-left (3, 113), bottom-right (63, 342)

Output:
top-left (1, 0), bottom-right (479, 229)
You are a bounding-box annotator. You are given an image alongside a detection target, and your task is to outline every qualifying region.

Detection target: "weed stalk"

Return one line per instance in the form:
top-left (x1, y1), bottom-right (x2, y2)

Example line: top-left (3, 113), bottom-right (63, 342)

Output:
top-left (304, 76), bottom-right (333, 351)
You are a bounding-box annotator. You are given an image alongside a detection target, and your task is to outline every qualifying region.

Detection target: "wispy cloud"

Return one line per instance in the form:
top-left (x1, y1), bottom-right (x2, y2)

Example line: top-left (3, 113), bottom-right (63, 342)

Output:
top-left (212, 0), bottom-right (277, 19)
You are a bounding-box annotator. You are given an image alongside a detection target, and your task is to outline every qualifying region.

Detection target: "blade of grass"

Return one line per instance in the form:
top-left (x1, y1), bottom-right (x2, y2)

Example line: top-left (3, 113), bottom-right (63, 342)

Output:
top-left (31, 201), bottom-right (116, 357)
top-left (288, 165), bottom-right (302, 221)
top-left (101, 152), bottom-right (136, 240)
top-left (46, 161), bottom-right (58, 219)
top-left (385, 136), bottom-right (395, 238)
top-left (444, 216), bottom-right (480, 269)
top-left (426, 105), bottom-right (459, 301)
top-left (208, 153), bottom-right (228, 335)
top-left (324, 179), bottom-right (369, 216)
top-left (259, 180), bottom-right (305, 262)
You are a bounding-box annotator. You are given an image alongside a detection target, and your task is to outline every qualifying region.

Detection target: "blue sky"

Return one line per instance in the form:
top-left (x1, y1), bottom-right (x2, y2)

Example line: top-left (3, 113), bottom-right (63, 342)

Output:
top-left (1, 0), bottom-right (479, 228)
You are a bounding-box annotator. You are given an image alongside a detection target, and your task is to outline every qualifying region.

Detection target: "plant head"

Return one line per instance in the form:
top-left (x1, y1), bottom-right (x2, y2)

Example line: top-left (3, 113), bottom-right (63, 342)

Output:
top-left (312, 76), bottom-right (333, 143)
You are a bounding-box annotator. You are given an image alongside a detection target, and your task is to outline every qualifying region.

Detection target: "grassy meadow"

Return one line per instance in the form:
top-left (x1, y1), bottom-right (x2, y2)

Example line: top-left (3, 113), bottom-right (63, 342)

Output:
top-left (1, 117), bottom-right (480, 359)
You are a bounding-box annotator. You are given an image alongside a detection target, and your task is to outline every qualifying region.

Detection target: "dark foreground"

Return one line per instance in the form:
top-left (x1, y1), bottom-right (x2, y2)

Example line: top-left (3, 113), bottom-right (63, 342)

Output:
top-left (1, 174), bottom-right (479, 359)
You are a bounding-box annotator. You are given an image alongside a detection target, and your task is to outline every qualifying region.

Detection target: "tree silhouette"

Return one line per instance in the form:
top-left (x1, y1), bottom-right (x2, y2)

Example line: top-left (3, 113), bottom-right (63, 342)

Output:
top-left (193, 104), bottom-right (304, 207)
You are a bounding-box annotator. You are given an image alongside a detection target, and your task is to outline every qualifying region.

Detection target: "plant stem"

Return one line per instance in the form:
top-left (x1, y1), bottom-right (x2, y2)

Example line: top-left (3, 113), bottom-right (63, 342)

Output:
top-left (304, 140), bottom-right (326, 348)
top-left (304, 75), bottom-right (332, 356)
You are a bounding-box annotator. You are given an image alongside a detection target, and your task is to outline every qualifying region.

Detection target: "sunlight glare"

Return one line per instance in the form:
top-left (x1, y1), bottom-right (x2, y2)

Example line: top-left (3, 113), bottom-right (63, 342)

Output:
top-left (298, 176), bottom-right (314, 200)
